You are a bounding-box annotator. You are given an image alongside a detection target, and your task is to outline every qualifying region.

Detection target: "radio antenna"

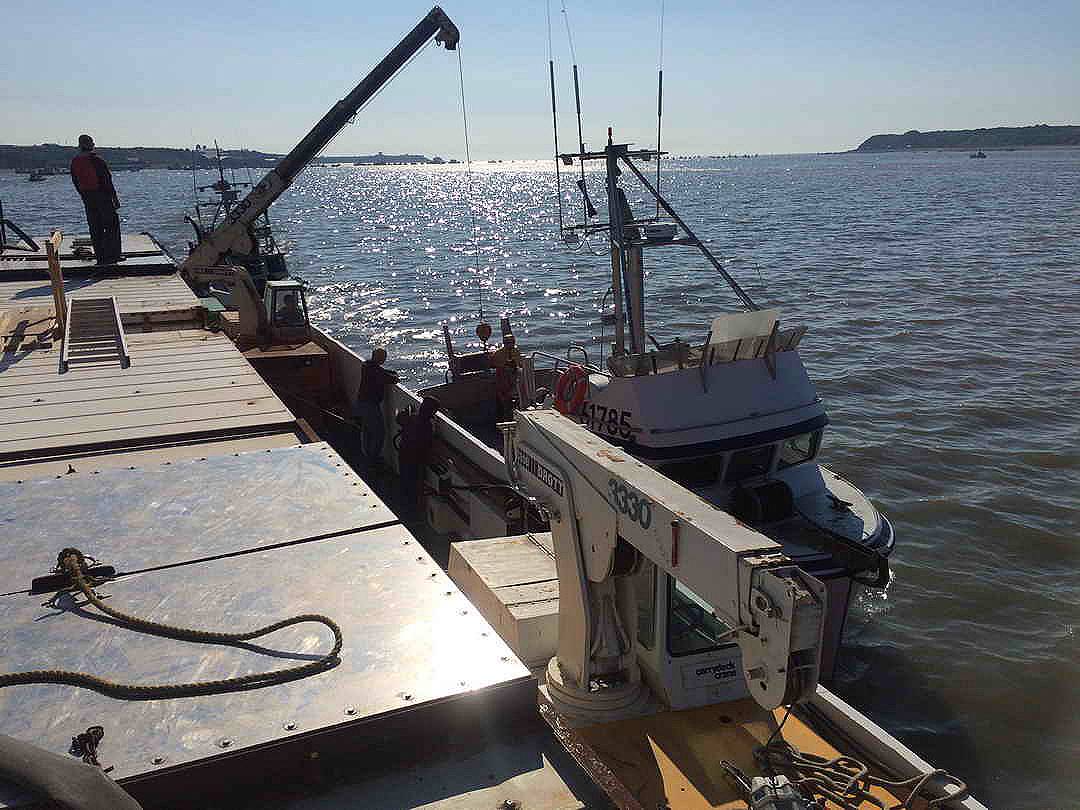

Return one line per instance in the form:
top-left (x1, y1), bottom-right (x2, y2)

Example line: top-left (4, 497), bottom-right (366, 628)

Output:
top-left (562, 2), bottom-right (596, 221)
top-left (655, 0), bottom-right (665, 217)
top-left (547, 1), bottom-right (565, 234)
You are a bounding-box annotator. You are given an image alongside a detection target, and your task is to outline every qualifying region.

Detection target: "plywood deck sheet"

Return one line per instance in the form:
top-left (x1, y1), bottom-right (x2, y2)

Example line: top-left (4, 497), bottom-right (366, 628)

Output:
top-left (0, 272), bottom-right (198, 321)
top-left (0, 329), bottom-right (295, 460)
top-left (0, 441), bottom-right (397, 587)
top-left (0, 232), bottom-right (175, 274)
top-left (574, 701), bottom-right (904, 809)
top-left (0, 527), bottom-right (531, 807)
top-left (448, 534), bottom-right (560, 667)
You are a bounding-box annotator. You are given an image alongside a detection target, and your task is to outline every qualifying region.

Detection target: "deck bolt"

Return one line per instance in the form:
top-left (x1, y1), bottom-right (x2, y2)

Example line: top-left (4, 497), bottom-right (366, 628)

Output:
top-left (151, 755), bottom-right (166, 765)
top-left (344, 706), bottom-right (357, 716)
top-left (284, 722), bottom-right (297, 731)
top-left (403, 693), bottom-right (413, 701)
top-left (218, 738), bottom-right (232, 749)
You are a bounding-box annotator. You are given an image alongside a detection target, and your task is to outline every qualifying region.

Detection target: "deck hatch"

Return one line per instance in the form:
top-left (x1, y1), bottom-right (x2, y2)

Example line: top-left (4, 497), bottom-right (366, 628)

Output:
top-left (0, 527), bottom-right (531, 807)
top-left (0, 442), bottom-right (395, 588)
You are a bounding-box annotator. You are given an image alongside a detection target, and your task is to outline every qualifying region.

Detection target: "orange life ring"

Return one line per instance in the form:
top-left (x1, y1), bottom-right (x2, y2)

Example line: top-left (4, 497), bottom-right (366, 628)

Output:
top-left (554, 365), bottom-right (589, 416)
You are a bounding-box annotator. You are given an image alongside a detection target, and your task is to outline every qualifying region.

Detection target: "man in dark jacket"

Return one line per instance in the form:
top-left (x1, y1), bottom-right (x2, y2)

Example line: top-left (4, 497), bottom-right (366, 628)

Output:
top-left (397, 396), bottom-right (440, 512)
top-left (355, 347), bottom-right (399, 465)
top-left (70, 135), bottom-right (122, 265)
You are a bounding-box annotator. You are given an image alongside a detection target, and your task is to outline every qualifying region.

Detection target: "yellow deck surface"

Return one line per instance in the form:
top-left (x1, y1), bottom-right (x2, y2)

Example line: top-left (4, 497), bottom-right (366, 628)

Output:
top-left (577, 700), bottom-right (903, 809)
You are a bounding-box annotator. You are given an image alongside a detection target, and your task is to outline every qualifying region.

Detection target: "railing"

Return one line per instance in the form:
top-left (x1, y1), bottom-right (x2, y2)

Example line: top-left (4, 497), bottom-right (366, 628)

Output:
top-left (529, 349), bottom-right (610, 378)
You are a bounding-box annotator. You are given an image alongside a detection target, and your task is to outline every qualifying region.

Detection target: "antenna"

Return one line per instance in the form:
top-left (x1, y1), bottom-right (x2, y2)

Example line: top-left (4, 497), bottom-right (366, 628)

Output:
top-left (546, 1), bottom-right (565, 234)
top-left (562, 2), bottom-right (596, 221)
top-left (655, 0), bottom-right (665, 217)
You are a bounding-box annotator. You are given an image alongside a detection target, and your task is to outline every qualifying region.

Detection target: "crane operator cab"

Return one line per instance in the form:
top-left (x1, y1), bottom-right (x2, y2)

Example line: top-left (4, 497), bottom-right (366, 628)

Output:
top-left (265, 279), bottom-right (311, 343)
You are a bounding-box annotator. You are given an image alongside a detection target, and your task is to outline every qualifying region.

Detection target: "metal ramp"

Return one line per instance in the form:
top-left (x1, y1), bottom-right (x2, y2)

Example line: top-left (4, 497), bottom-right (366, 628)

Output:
top-left (59, 296), bottom-right (130, 373)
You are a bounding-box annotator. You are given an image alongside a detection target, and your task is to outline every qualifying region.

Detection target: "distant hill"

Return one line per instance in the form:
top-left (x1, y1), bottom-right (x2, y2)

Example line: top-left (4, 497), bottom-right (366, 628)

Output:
top-left (855, 125), bottom-right (1080, 152)
top-left (0, 144), bottom-right (439, 172)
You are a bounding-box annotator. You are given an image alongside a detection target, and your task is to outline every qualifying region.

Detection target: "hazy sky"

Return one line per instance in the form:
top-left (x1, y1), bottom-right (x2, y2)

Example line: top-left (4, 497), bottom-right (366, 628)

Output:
top-left (4, 1), bottom-right (1077, 158)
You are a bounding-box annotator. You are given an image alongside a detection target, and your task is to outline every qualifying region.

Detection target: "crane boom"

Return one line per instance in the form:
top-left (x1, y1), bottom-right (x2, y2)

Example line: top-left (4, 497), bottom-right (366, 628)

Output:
top-left (503, 408), bottom-right (826, 718)
top-left (182, 6), bottom-right (459, 271)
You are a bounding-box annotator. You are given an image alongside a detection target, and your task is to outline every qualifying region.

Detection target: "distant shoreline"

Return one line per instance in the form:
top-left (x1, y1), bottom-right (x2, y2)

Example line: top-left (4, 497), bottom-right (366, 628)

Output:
top-left (0, 144), bottom-right (450, 172)
top-left (853, 124), bottom-right (1079, 153)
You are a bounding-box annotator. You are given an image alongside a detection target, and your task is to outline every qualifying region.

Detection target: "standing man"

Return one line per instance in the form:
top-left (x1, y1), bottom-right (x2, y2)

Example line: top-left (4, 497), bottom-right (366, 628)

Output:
top-left (70, 135), bottom-right (122, 265)
top-left (355, 347), bottom-right (399, 466)
top-left (397, 396), bottom-right (440, 512)
top-left (490, 333), bottom-right (523, 422)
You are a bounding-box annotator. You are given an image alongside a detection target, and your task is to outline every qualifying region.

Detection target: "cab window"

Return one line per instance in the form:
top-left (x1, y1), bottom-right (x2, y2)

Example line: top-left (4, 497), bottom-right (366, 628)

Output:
top-left (667, 577), bottom-right (734, 656)
top-left (724, 445), bottom-right (774, 484)
top-left (778, 431), bottom-right (820, 470)
top-left (273, 290), bottom-right (306, 326)
top-left (660, 455), bottom-right (724, 489)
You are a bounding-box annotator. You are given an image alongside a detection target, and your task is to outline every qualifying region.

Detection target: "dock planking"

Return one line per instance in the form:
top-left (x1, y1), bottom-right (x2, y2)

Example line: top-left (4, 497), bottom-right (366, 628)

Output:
top-left (0, 330), bottom-right (296, 461)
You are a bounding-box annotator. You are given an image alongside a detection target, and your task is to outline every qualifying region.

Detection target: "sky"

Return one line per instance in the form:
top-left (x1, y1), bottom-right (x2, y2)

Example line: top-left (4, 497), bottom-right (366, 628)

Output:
top-left (3, 0), bottom-right (1078, 158)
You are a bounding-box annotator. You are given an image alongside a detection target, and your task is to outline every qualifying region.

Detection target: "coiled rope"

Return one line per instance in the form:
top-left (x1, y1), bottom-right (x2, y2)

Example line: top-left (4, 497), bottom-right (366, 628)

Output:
top-left (755, 738), bottom-right (970, 809)
top-left (0, 549), bottom-right (342, 700)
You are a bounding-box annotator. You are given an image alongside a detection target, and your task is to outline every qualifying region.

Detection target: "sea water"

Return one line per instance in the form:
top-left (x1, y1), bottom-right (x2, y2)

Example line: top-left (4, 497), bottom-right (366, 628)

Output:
top-left (2, 148), bottom-right (1077, 807)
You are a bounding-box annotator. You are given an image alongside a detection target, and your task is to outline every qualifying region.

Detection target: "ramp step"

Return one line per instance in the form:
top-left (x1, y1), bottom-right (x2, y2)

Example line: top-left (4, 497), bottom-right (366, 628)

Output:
top-left (60, 296), bottom-right (130, 373)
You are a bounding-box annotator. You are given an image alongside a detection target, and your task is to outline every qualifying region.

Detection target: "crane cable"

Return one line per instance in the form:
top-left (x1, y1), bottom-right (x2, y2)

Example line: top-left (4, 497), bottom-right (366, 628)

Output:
top-left (0, 549), bottom-right (342, 700)
top-left (456, 47), bottom-right (483, 323)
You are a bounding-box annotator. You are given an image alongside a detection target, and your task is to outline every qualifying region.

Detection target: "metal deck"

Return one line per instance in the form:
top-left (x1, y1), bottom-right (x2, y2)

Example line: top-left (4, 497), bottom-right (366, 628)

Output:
top-left (0, 329), bottom-right (296, 462)
top-left (0, 442), bottom-right (533, 808)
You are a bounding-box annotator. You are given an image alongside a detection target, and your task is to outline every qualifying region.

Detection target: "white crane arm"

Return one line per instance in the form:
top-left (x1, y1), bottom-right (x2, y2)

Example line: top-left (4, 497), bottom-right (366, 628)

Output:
top-left (506, 408), bottom-right (825, 712)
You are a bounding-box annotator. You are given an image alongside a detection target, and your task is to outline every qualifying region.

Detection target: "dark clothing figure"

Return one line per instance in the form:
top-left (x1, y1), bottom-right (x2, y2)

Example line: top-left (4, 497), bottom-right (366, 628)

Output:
top-left (277, 294), bottom-right (305, 326)
top-left (490, 336), bottom-right (522, 421)
top-left (355, 350), bottom-right (398, 465)
top-left (397, 396), bottom-right (439, 511)
top-left (70, 142), bottom-right (121, 265)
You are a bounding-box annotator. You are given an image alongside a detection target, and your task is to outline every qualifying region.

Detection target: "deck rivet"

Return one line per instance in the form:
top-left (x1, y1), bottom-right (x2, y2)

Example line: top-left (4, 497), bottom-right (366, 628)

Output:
top-left (460, 609), bottom-right (468, 616)
top-left (445, 591), bottom-right (452, 596)
top-left (283, 722), bottom-right (297, 731)
top-left (403, 693), bottom-right (413, 701)
top-left (151, 755), bottom-right (166, 765)
top-left (500, 656), bottom-right (510, 662)
top-left (218, 738), bottom-right (232, 749)
top-left (344, 706), bottom-right (357, 716)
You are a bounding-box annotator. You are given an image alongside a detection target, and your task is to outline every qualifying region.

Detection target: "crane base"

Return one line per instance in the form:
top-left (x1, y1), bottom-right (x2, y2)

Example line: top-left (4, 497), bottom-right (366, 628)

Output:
top-left (542, 658), bottom-right (656, 728)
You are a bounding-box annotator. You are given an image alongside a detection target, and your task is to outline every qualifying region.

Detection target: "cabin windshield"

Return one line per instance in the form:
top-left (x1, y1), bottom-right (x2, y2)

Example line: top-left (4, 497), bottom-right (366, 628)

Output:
top-left (778, 430), bottom-right (821, 469)
top-left (667, 576), bottom-right (734, 656)
top-left (659, 455), bottom-right (724, 489)
top-left (724, 445), bottom-right (774, 484)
